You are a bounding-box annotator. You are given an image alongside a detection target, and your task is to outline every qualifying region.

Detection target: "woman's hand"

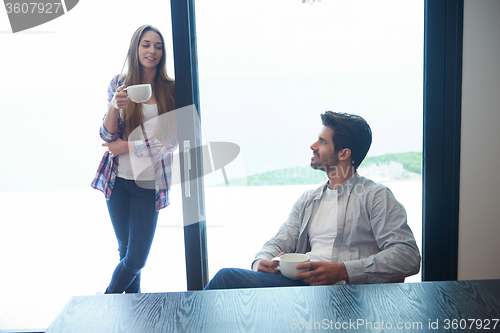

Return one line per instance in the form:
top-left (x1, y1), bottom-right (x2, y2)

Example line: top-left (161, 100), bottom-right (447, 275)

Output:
top-left (111, 85), bottom-right (130, 110)
top-left (102, 138), bottom-right (130, 157)
top-left (103, 85), bottom-right (127, 134)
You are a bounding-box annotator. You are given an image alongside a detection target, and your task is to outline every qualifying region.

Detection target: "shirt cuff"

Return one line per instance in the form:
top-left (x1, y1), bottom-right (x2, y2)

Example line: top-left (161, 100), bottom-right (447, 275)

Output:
top-left (251, 259), bottom-right (262, 271)
top-left (342, 260), bottom-right (365, 284)
top-left (133, 140), bottom-right (151, 157)
top-left (101, 124), bottom-right (116, 142)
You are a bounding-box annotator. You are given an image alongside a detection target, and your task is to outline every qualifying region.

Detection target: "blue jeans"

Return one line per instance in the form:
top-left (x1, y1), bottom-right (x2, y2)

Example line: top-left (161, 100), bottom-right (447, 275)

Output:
top-left (105, 177), bottom-right (159, 294)
top-left (204, 268), bottom-right (309, 290)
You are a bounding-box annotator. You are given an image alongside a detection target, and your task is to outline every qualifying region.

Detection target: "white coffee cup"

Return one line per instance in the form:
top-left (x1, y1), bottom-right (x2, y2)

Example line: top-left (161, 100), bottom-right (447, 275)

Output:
top-left (274, 253), bottom-right (310, 280)
top-left (125, 84), bottom-right (152, 103)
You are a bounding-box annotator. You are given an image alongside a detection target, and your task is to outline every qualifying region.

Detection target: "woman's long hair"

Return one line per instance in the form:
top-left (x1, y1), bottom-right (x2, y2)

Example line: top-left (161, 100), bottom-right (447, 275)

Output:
top-left (120, 25), bottom-right (176, 142)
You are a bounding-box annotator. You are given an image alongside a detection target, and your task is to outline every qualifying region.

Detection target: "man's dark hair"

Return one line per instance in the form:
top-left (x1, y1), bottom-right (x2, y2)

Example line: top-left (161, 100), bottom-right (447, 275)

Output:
top-left (320, 111), bottom-right (372, 169)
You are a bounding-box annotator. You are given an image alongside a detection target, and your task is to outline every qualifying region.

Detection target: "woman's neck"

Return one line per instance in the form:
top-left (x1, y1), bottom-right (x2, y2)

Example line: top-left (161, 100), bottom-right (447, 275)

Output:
top-left (140, 68), bottom-right (157, 85)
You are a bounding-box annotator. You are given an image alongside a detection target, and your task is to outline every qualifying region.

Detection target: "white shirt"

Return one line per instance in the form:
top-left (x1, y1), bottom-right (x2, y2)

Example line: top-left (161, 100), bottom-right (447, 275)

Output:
top-left (117, 104), bottom-right (159, 181)
top-left (306, 187), bottom-right (338, 262)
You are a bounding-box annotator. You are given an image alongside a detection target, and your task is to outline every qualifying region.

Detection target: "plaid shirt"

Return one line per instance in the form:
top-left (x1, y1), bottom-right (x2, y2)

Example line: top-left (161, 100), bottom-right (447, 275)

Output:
top-left (91, 75), bottom-right (177, 211)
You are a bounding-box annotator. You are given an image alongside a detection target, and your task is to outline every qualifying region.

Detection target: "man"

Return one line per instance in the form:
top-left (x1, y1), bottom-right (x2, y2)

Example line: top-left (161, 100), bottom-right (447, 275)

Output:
top-left (205, 111), bottom-right (420, 289)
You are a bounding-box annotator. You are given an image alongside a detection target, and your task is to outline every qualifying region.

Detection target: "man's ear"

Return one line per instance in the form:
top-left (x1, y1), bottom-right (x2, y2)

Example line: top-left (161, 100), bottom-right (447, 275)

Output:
top-left (338, 148), bottom-right (352, 161)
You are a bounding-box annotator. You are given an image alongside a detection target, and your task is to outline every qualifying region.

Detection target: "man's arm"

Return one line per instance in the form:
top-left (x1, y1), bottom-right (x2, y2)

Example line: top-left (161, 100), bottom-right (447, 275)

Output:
top-left (297, 185), bottom-right (419, 285)
top-left (252, 190), bottom-right (316, 270)
top-left (343, 186), bottom-right (421, 284)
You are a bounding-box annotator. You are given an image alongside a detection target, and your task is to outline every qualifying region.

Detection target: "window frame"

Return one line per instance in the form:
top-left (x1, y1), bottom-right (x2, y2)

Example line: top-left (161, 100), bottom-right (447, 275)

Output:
top-left (422, 0), bottom-right (463, 281)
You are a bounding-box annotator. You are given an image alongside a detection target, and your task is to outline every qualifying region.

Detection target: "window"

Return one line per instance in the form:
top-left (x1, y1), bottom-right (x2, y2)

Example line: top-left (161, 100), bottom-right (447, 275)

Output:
top-left (194, 0), bottom-right (424, 282)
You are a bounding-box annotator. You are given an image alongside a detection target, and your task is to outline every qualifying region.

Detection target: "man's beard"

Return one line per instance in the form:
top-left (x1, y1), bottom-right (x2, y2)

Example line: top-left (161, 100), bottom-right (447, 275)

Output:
top-left (310, 153), bottom-right (340, 173)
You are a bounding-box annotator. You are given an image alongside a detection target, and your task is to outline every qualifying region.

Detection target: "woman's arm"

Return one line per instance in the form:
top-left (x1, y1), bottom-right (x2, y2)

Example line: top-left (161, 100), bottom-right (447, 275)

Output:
top-left (103, 85), bottom-right (129, 135)
top-left (102, 138), bottom-right (134, 156)
top-left (103, 105), bottom-right (120, 135)
top-left (131, 137), bottom-right (178, 158)
top-left (99, 75), bottom-right (127, 142)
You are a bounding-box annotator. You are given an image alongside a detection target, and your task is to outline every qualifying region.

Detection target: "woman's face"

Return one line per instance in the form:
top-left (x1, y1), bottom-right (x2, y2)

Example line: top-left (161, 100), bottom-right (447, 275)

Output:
top-left (137, 30), bottom-right (163, 70)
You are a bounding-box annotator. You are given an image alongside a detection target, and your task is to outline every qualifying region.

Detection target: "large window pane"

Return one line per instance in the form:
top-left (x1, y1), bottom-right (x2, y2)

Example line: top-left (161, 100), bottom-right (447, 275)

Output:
top-left (195, 0), bottom-right (423, 282)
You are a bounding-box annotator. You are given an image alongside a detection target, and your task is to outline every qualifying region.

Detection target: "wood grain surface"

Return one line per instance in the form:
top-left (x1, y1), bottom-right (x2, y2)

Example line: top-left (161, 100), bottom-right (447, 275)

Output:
top-left (45, 280), bottom-right (500, 332)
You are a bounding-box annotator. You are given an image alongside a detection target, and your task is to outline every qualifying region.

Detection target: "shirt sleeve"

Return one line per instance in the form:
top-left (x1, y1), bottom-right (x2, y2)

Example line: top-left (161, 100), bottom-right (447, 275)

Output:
top-left (253, 192), bottom-right (308, 267)
top-left (99, 75), bottom-right (123, 142)
top-left (132, 137), bottom-right (178, 158)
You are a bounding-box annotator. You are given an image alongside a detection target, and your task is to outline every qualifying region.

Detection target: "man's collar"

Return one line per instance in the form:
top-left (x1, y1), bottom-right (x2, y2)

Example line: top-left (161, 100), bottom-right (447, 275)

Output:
top-left (325, 172), bottom-right (360, 198)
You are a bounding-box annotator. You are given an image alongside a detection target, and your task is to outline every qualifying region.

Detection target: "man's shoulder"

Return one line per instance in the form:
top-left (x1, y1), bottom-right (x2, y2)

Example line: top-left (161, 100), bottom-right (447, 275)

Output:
top-left (353, 174), bottom-right (404, 212)
top-left (357, 174), bottom-right (385, 188)
top-left (296, 182), bottom-right (327, 203)
top-left (353, 174), bottom-right (393, 196)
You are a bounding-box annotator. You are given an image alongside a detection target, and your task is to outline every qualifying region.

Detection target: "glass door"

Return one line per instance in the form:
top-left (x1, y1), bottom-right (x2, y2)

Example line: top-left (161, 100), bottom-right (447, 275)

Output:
top-left (194, 0), bottom-right (424, 282)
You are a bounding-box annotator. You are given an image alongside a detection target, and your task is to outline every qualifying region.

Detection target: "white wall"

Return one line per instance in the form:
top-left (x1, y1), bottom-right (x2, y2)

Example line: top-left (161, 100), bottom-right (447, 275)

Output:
top-left (458, 0), bottom-right (500, 280)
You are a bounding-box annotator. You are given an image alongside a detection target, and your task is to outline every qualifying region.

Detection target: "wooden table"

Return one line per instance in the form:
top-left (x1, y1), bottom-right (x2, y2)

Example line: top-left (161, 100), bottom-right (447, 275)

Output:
top-left (46, 280), bottom-right (500, 332)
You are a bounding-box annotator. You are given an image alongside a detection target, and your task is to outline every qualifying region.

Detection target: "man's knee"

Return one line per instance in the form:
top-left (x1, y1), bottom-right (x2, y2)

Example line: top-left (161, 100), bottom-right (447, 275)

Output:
top-left (215, 267), bottom-right (234, 278)
top-left (205, 268), bottom-right (235, 290)
top-left (205, 268), bottom-right (245, 290)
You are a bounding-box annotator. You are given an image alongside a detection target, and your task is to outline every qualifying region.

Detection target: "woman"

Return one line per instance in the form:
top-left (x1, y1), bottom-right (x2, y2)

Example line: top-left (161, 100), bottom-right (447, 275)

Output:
top-left (91, 25), bottom-right (177, 294)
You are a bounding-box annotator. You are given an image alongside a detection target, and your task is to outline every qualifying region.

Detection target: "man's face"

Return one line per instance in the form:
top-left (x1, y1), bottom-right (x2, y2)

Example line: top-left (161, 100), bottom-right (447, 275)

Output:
top-left (310, 126), bottom-right (339, 171)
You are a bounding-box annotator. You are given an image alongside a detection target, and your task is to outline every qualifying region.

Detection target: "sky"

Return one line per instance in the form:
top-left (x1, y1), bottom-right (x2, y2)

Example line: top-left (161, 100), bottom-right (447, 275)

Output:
top-left (0, 0), bottom-right (424, 191)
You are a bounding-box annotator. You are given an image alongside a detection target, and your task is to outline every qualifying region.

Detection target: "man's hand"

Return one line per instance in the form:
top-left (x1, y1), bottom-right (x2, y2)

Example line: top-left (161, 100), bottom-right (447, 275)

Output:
top-left (295, 261), bottom-right (349, 285)
top-left (255, 253), bottom-right (284, 274)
